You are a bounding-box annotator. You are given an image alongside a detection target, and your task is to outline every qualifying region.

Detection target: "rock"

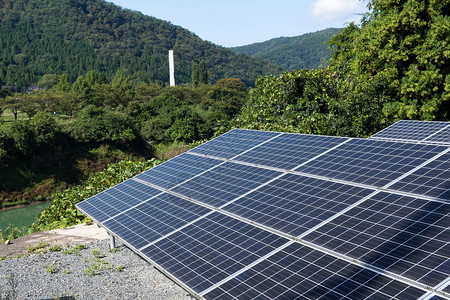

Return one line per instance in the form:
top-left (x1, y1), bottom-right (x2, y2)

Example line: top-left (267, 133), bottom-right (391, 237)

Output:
top-left (5, 239), bottom-right (11, 245)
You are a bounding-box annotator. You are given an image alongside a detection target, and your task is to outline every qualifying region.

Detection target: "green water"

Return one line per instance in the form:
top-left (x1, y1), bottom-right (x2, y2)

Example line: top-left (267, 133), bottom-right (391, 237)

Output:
top-left (0, 202), bottom-right (51, 230)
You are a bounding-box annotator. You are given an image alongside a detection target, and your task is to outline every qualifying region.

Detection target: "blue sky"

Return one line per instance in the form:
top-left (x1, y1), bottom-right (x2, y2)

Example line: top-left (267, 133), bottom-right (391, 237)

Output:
top-left (108, 0), bottom-right (368, 47)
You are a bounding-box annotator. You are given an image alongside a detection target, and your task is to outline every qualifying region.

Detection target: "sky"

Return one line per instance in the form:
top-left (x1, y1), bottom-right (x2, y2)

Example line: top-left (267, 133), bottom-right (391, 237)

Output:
top-left (108, 0), bottom-right (368, 47)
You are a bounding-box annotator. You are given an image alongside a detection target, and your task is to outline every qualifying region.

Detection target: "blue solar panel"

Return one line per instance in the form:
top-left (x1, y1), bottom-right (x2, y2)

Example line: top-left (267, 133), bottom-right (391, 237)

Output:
top-left (425, 126), bottom-right (450, 145)
top-left (171, 162), bottom-right (282, 207)
top-left (189, 129), bottom-right (280, 159)
top-left (141, 212), bottom-right (289, 293)
top-left (135, 153), bottom-right (221, 189)
top-left (76, 179), bottom-right (161, 222)
top-left (389, 153), bottom-right (450, 200)
top-left (102, 193), bottom-right (211, 249)
top-left (223, 173), bottom-right (373, 236)
top-left (297, 139), bottom-right (447, 188)
top-left (233, 133), bottom-right (348, 170)
top-left (76, 126), bottom-right (450, 299)
top-left (204, 243), bottom-right (426, 300)
top-left (304, 192), bottom-right (450, 287)
top-left (371, 120), bottom-right (449, 143)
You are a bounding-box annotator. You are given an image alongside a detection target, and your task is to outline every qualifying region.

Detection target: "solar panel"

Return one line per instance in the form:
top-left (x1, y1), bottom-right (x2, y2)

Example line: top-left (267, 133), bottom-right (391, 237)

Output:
top-left (204, 243), bottom-right (426, 300)
top-left (370, 120), bottom-right (450, 146)
top-left (371, 120), bottom-right (449, 141)
top-left (76, 179), bottom-right (161, 222)
top-left (76, 123), bottom-right (450, 300)
top-left (102, 193), bottom-right (211, 250)
top-left (424, 126), bottom-right (450, 145)
top-left (296, 139), bottom-right (446, 188)
top-left (189, 129), bottom-right (280, 159)
top-left (222, 173), bottom-right (373, 237)
top-left (389, 152), bottom-right (450, 200)
top-left (304, 192), bottom-right (450, 287)
top-left (232, 133), bottom-right (348, 170)
top-left (135, 153), bottom-right (221, 189)
top-left (141, 212), bottom-right (289, 293)
top-left (171, 162), bottom-right (282, 207)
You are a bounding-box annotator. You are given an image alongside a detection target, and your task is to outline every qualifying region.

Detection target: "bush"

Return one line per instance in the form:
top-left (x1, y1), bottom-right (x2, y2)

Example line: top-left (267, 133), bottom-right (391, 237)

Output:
top-left (31, 159), bottom-right (161, 231)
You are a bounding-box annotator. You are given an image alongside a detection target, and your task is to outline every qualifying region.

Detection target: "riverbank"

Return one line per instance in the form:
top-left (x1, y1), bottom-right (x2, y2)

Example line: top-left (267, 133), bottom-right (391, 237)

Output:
top-left (0, 225), bottom-right (191, 299)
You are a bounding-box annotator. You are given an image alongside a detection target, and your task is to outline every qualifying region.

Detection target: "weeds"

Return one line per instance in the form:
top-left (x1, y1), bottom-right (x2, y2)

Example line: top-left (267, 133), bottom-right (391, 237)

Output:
top-left (115, 265), bottom-right (125, 272)
top-left (0, 224), bottom-right (29, 244)
top-left (45, 264), bottom-right (57, 274)
top-left (62, 244), bottom-right (86, 255)
top-left (26, 242), bottom-right (49, 254)
top-left (49, 245), bottom-right (62, 252)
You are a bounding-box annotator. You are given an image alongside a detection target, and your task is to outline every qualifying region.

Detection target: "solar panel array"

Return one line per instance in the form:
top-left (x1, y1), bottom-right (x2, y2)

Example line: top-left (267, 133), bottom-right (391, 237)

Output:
top-left (370, 120), bottom-right (450, 146)
top-left (77, 121), bottom-right (450, 300)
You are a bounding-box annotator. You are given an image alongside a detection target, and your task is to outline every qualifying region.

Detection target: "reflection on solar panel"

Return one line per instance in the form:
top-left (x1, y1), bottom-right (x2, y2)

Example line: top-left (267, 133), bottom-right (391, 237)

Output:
top-left (135, 153), bottom-right (221, 189)
top-left (189, 129), bottom-right (280, 159)
top-left (204, 243), bottom-right (426, 300)
top-left (371, 120), bottom-right (450, 146)
top-left (297, 139), bottom-right (446, 188)
top-left (76, 179), bottom-right (161, 222)
top-left (102, 193), bottom-right (211, 249)
top-left (171, 162), bottom-right (282, 208)
top-left (425, 126), bottom-right (450, 145)
top-left (76, 121), bottom-right (450, 300)
top-left (233, 133), bottom-right (348, 170)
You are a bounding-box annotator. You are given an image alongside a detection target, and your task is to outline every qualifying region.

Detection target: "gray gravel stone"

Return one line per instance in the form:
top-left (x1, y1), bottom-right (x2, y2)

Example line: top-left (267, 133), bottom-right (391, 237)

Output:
top-left (0, 240), bottom-right (193, 300)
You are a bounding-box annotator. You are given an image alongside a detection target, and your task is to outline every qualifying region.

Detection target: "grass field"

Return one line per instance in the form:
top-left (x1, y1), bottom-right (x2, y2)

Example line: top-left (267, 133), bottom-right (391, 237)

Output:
top-left (1, 110), bottom-right (30, 122)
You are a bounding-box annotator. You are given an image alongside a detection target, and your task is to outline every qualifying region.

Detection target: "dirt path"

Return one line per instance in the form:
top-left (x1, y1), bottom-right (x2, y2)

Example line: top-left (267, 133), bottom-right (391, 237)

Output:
top-left (0, 224), bottom-right (108, 257)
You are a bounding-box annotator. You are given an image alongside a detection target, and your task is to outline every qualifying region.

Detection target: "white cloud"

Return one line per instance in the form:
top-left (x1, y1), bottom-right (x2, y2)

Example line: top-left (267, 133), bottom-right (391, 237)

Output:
top-left (312, 0), bottom-right (366, 21)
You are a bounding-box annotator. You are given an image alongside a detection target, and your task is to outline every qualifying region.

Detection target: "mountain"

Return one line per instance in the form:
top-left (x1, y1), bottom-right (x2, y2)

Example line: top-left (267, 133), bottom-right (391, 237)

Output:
top-left (231, 28), bottom-right (342, 70)
top-left (0, 0), bottom-right (283, 88)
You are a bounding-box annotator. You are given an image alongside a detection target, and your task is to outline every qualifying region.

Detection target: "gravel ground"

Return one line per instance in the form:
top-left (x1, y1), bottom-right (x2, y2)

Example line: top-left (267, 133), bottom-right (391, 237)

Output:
top-left (0, 240), bottom-right (193, 300)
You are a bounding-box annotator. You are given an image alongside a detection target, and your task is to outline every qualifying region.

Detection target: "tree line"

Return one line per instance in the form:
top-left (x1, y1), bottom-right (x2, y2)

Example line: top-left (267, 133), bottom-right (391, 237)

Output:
top-left (235, 0), bottom-right (449, 136)
top-left (0, 70), bottom-right (248, 206)
top-left (0, 0), bottom-right (283, 89)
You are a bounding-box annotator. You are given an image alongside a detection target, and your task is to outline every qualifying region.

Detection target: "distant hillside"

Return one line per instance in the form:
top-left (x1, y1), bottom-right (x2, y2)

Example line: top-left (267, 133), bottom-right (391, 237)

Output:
top-left (0, 0), bottom-right (283, 88)
top-left (231, 28), bottom-right (341, 70)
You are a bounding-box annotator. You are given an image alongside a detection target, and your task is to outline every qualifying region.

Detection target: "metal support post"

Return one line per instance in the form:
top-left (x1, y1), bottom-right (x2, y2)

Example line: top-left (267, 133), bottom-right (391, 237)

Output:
top-left (109, 233), bottom-right (116, 250)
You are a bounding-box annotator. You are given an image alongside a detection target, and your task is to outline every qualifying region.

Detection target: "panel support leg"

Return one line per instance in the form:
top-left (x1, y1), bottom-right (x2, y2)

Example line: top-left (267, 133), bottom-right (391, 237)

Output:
top-left (109, 233), bottom-right (116, 250)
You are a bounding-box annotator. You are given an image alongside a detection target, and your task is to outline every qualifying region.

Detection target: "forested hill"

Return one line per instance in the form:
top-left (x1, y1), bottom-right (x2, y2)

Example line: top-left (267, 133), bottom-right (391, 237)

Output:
top-left (231, 28), bottom-right (341, 70)
top-left (0, 0), bottom-right (283, 88)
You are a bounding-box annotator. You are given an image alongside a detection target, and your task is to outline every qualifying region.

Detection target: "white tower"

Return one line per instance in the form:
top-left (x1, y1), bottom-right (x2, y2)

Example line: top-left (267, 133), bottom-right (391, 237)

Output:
top-left (169, 50), bottom-right (175, 87)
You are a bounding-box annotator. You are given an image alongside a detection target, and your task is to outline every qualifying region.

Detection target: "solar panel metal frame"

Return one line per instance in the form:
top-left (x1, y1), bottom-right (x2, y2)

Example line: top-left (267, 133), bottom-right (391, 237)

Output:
top-left (76, 124), bottom-right (450, 300)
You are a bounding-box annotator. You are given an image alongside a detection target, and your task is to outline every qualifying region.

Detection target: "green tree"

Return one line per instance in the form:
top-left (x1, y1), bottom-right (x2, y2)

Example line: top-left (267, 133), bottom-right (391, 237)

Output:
top-left (199, 60), bottom-right (208, 85)
top-left (330, 0), bottom-right (450, 123)
top-left (191, 62), bottom-right (199, 87)
top-left (56, 73), bottom-right (72, 93)
top-left (38, 74), bottom-right (60, 90)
